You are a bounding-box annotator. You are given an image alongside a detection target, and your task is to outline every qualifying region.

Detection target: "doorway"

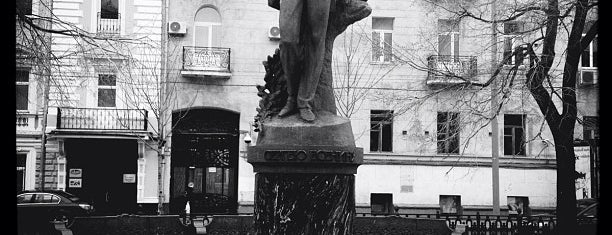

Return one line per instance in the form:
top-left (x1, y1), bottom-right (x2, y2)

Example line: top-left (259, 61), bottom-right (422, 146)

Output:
top-left (65, 139), bottom-right (138, 215)
top-left (170, 108), bottom-right (239, 214)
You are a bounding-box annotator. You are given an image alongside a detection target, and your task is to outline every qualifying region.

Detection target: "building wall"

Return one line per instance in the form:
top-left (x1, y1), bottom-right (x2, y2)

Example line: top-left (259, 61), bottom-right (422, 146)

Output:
top-left (355, 164), bottom-right (556, 209)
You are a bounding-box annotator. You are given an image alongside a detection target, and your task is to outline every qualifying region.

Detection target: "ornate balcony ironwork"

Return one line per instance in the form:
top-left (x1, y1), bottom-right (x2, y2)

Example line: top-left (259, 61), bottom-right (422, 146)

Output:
top-left (426, 55), bottom-right (477, 86)
top-left (182, 46), bottom-right (231, 78)
top-left (57, 107), bottom-right (147, 131)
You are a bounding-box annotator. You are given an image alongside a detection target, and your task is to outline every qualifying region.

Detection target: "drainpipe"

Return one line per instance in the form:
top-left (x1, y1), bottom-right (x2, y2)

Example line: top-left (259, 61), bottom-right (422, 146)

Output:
top-left (490, 0), bottom-right (500, 215)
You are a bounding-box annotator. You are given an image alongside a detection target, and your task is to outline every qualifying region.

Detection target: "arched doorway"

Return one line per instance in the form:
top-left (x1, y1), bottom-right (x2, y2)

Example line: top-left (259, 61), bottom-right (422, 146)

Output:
top-left (170, 108), bottom-right (239, 214)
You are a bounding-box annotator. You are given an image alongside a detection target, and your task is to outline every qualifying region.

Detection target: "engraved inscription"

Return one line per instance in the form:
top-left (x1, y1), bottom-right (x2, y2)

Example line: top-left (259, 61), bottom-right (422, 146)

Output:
top-left (263, 150), bottom-right (355, 163)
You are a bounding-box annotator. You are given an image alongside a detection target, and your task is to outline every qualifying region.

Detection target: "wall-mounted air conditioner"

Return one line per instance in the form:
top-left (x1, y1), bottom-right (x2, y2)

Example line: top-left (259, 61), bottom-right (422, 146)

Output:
top-left (579, 69), bottom-right (598, 86)
top-left (168, 21), bottom-right (186, 35)
top-left (268, 26), bottom-right (280, 40)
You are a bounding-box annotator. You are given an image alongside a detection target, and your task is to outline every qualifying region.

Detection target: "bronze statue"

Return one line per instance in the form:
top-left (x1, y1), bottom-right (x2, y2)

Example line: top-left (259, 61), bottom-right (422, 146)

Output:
top-left (260, 0), bottom-right (371, 123)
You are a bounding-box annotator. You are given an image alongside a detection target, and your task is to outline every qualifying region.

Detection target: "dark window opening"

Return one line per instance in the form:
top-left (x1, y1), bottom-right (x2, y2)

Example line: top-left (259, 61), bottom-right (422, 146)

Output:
top-left (98, 74), bottom-right (117, 86)
top-left (437, 112), bottom-right (460, 154)
top-left (100, 0), bottom-right (119, 19)
top-left (583, 116), bottom-right (599, 140)
top-left (504, 114), bottom-right (526, 156)
top-left (370, 110), bottom-right (393, 152)
top-left (97, 74), bottom-right (116, 107)
top-left (17, 154), bottom-right (27, 193)
top-left (98, 89), bottom-right (116, 107)
top-left (17, 0), bottom-right (33, 15)
top-left (440, 195), bottom-right (462, 215)
top-left (16, 69), bottom-right (29, 111)
top-left (507, 196), bottom-right (531, 216)
top-left (371, 193), bottom-right (393, 215)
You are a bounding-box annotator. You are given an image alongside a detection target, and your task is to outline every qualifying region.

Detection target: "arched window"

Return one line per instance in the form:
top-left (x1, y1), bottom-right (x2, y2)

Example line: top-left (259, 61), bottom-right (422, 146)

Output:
top-left (194, 7), bottom-right (222, 47)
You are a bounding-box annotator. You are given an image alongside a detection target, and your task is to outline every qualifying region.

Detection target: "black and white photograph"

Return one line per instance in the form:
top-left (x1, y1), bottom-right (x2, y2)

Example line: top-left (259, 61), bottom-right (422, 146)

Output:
top-left (16, 0), bottom-right (598, 234)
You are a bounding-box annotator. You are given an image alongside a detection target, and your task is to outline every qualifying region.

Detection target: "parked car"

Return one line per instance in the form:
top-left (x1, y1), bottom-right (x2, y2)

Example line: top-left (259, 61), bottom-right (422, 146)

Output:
top-left (17, 190), bottom-right (94, 228)
top-left (528, 198), bottom-right (598, 233)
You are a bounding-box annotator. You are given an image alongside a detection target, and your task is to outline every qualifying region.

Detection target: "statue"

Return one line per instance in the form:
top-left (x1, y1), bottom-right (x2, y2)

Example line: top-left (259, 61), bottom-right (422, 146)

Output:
top-left (258, 0), bottom-right (372, 124)
top-left (248, 1), bottom-right (371, 234)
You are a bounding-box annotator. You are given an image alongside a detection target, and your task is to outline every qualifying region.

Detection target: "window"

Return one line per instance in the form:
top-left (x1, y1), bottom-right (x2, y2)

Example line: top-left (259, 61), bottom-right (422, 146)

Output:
top-left (370, 110), bottom-right (393, 152)
top-left (504, 114), bottom-right (526, 156)
top-left (440, 195), bottom-right (462, 215)
top-left (98, 74), bottom-right (116, 107)
top-left (507, 196), bottom-right (530, 216)
top-left (503, 21), bottom-right (526, 65)
top-left (33, 194), bottom-right (60, 203)
top-left (16, 69), bottom-right (29, 111)
top-left (437, 112), bottom-right (460, 154)
top-left (98, 0), bottom-right (120, 35)
top-left (17, 194), bottom-right (34, 204)
top-left (100, 0), bottom-right (118, 19)
top-left (438, 19), bottom-right (460, 59)
top-left (581, 21), bottom-right (597, 69)
top-left (17, 154), bottom-right (26, 194)
top-left (581, 36), bottom-right (598, 68)
top-left (17, 0), bottom-right (32, 15)
top-left (372, 17), bottom-right (394, 63)
top-left (194, 7), bottom-right (222, 47)
top-left (370, 193), bottom-right (394, 215)
top-left (583, 116), bottom-right (599, 140)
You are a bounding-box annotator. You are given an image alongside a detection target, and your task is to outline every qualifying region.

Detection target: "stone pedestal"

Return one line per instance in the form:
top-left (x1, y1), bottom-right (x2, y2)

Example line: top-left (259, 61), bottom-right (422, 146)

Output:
top-left (248, 112), bottom-right (362, 235)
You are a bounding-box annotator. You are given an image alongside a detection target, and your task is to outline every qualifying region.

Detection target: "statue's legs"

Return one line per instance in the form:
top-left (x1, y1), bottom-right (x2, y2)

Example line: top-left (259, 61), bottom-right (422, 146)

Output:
top-left (278, 0), bottom-right (303, 118)
top-left (296, 0), bottom-right (331, 121)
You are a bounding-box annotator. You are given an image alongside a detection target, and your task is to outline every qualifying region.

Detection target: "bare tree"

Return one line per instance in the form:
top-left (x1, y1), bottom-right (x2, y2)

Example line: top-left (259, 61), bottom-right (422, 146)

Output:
top-left (338, 0), bottom-right (597, 232)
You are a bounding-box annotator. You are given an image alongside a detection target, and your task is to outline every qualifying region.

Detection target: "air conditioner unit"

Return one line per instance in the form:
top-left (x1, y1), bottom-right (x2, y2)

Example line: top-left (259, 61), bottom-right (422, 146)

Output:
top-left (168, 21), bottom-right (186, 35)
top-left (268, 26), bottom-right (280, 40)
top-left (579, 69), bottom-right (598, 86)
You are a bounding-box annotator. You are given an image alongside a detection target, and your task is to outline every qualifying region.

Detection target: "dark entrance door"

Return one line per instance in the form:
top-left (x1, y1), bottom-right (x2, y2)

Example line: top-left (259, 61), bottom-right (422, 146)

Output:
top-left (65, 139), bottom-right (137, 215)
top-left (170, 108), bottom-right (239, 214)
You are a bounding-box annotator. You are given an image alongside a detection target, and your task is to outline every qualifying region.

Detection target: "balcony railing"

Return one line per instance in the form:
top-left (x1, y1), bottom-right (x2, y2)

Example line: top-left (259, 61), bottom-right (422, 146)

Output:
top-left (427, 55), bottom-right (477, 86)
top-left (57, 107), bottom-right (147, 131)
top-left (16, 113), bottom-right (40, 133)
top-left (182, 46), bottom-right (231, 77)
top-left (97, 12), bottom-right (121, 36)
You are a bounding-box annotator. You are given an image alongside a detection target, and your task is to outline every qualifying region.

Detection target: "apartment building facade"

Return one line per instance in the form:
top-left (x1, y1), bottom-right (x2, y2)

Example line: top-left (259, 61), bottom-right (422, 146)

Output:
top-left (17, 0), bottom-right (166, 214)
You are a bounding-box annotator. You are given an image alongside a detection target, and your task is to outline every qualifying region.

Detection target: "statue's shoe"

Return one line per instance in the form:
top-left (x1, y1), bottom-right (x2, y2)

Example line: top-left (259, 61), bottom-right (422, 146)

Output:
top-left (299, 108), bottom-right (316, 122)
top-left (278, 101), bottom-right (297, 117)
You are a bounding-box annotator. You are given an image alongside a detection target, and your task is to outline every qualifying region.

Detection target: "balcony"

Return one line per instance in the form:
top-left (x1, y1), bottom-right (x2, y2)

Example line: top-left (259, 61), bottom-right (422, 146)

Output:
top-left (181, 46), bottom-right (231, 78)
top-left (426, 55), bottom-right (477, 87)
top-left (97, 12), bottom-right (121, 36)
top-left (57, 107), bottom-right (147, 131)
top-left (16, 113), bottom-right (41, 134)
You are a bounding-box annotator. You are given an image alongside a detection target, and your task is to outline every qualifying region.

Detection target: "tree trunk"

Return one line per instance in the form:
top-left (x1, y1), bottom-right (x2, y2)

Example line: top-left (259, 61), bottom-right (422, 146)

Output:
top-left (553, 134), bottom-right (577, 234)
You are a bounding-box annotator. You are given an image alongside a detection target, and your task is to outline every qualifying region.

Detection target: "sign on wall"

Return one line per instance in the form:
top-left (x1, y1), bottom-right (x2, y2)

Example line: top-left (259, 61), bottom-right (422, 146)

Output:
top-left (69, 178), bottom-right (82, 188)
top-left (69, 168), bottom-right (82, 178)
top-left (123, 174), bottom-right (136, 183)
top-left (574, 146), bottom-right (591, 199)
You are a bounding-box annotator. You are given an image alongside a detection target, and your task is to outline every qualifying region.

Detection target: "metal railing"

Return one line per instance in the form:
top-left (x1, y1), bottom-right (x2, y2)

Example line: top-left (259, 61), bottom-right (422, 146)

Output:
top-left (57, 107), bottom-right (147, 131)
top-left (182, 46), bottom-right (231, 72)
top-left (427, 55), bottom-right (478, 83)
top-left (97, 12), bottom-right (121, 35)
top-left (356, 211), bottom-right (559, 234)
